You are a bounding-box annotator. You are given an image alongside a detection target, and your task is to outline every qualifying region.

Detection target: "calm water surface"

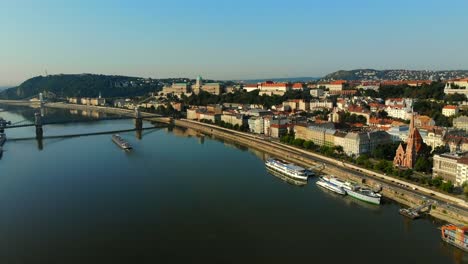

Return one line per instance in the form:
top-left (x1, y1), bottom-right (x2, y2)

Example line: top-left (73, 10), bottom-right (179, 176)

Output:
top-left (0, 105), bottom-right (466, 264)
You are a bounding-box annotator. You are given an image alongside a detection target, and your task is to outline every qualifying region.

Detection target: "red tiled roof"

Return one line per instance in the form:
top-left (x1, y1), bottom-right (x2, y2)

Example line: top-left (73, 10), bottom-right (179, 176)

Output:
top-left (261, 83), bottom-right (288, 87)
top-left (443, 105), bottom-right (458, 110)
top-left (330, 80), bottom-right (347, 85)
top-left (292, 83), bottom-right (303, 89)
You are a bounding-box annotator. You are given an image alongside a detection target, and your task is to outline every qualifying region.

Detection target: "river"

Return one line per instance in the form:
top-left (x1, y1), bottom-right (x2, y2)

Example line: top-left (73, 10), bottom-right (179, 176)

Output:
top-left (0, 105), bottom-right (466, 263)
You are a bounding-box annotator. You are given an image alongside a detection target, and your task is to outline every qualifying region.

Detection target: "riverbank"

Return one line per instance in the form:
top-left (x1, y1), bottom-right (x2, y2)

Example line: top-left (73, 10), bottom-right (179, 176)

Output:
top-left (173, 119), bottom-right (468, 225)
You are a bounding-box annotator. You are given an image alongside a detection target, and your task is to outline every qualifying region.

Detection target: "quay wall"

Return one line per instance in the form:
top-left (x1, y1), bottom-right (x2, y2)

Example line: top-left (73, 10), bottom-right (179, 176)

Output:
top-left (174, 119), bottom-right (468, 225)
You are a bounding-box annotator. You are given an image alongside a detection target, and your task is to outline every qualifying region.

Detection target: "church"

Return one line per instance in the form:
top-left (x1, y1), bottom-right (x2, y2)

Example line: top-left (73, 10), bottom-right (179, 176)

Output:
top-left (393, 113), bottom-right (424, 168)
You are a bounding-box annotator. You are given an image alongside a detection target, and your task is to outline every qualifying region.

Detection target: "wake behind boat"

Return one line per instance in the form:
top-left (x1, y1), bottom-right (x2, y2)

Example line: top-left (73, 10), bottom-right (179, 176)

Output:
top-left (112, 134), bottom-right (132, 150)
top-left (265, 158), bottom-right (312, 181)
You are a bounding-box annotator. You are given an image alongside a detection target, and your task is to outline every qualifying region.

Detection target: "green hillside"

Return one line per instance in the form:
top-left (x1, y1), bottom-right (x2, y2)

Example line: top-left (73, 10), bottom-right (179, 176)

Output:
top-left (0, 74), bottom-right (163, 99)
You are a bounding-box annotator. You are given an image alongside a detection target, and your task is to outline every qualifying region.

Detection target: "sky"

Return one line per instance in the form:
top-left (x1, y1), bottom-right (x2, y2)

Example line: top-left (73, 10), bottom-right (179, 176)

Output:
top-left (1, 0), bottom-right (468, 86)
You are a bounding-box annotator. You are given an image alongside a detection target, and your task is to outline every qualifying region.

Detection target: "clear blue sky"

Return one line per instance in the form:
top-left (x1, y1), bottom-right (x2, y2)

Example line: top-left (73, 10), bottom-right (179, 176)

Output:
top-left (1, 0), bottom-right (468, 86)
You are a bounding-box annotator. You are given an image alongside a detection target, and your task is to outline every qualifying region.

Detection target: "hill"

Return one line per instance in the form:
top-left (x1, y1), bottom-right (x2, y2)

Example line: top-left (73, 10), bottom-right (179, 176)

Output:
top-left (321, 69), bottom-right (468, 81)
top-left (0, 74), bottom-right (164, 100)
top-left (239, 77), bottom-right (319, 83)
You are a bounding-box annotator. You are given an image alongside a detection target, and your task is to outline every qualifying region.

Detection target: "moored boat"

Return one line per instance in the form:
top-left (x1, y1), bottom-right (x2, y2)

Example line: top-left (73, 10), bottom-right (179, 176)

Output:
top-left (265, 158), bottom-right (309, 181)
top-left (112, 134), bottom-right (132, 150)
top-left (316, 176), bottom-right (346, 195)
top-left (399, 208), bottom-right (419, 219)
top-left (325, 176), bottom-right (381, 205)
top-left (441, 224), bottom-right (468, 252)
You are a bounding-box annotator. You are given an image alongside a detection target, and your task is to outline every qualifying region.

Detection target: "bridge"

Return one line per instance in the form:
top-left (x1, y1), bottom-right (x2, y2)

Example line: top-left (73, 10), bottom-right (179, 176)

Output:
top-left (0, 97), bottom-right (172, 142)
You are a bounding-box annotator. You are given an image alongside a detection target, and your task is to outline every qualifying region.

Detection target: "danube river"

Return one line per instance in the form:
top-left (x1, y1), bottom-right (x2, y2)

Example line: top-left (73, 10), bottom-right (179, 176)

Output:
top-left (0, 105), bottom-right (466, 263)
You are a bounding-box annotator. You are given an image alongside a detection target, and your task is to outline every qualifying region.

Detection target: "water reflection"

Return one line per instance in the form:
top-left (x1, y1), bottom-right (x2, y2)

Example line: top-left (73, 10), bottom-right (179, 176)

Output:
top-left (36, 137), bottom-right (43, 151)
top-left (266, 168), bottom-right (307, 187)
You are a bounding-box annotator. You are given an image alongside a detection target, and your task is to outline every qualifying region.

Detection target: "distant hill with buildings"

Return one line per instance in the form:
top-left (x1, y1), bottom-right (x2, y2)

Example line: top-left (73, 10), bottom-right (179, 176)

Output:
top-left (0, 74), bottom-right (164, 100)
top-left (321, 69), bottom-right (468, 82)
top-left (240, 77), bottom-right (319, 83)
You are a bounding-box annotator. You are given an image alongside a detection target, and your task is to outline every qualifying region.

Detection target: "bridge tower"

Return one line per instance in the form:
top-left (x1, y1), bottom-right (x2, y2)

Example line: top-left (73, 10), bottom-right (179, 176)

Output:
top-left (35, 112), bottom-right (43, 139)
top-left (134, 107), bottom-right (143, 131)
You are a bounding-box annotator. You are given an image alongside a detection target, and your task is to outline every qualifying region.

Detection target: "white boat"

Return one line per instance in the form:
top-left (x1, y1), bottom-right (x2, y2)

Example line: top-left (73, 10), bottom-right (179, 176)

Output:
top-left (316, 177), bottom-right (346, 195)
top-left (112, 134), bottom-right (132, 150)
top-left (325, 176), bottom-right (381, 205)
top-left (265, 158), bottom-right (309, 180)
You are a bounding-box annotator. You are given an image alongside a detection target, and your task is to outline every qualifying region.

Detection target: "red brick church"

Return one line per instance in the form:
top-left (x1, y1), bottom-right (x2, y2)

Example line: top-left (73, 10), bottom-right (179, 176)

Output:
top-left (393, 113), bottom-right (423, 168)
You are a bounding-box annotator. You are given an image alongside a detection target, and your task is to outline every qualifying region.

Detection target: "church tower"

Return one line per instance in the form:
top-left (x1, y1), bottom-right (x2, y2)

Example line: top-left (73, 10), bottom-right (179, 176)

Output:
top-left (393, 113), bottom-right (423, 168)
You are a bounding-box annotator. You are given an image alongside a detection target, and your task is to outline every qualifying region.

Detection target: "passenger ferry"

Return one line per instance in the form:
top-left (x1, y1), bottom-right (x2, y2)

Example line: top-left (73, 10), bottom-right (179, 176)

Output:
top-left (265, 158), bottom-right (311, 181)
top-left (316, 176), bottom-right (346, 195)
top-left (325, 176), bottom-right (381, 205)
top-left (441, 224), bottom-right (468, 252)
top-left (112, 134), bottom-right (132, 150)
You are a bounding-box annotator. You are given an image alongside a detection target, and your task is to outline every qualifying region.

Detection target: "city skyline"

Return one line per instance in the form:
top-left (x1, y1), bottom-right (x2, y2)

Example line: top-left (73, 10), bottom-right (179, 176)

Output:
top-left (2, 0), bottom-right (468, 86)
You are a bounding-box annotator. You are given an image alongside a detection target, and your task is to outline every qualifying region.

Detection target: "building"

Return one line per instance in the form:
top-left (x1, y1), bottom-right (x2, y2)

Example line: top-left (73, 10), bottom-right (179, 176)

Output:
top-left (424, 127), bottom-right (446, 150)
top-left (385, 98), bottom-right (413, 108)
top-left (294, 124), bottom-right (335, 147)
top-left (387, 125), bottom-right (409, 142)
top-left (393, 114), bottom-right (424, 169)
top-left (200, 83), bottom-right (223, 95)
top-left (221, 113), bottom-right (246, 127)
top-left (347, 105), bottom-right (371, 124)
top-left (198, 112), bottom-right (221, 123)
top-left (310, 100), bottom-right (333, 110)
top-left (433, 152), bottom-right (468, 186)
top-left (356, 81), bottom-right (380, 91)
top-left (446, 135), bottom-right (468, 153)
top-left (264, 116), bottom-right (289, 137)
top-left (385, 105), bottom-right (411, 120)
top-left (162, 83), bottom-right (190, 95)
top-left (68, 97), bottom-right (79, 104)
top-left (248, 117), bottom-right (265, 134)
top-left (453, 116), bottom-right (468, 131)
top-left (113, 99), bottom-right (127, 108)
top-left (414, 115), bottom-right (435, 128)
top-left (258, 82), bottom-right (291, 96)
top-left (80, 97), bottom-right (106, 106)
top-left (270, 124), bottom-right (288, 138)
top-left (444, 81), bottom-right (468, 96)
top-left (243, 84), bottom-right (259, 92)
top-left (310, 88), bottom-right (324, 98)
top-left (442, 105), bottom-right (459, 117)
top-left (318, 80), bottom-right (346, 91)
top-left (292, 83), bottom-right (304, 90)
top-left (333, 131), bottom-right (391, 157)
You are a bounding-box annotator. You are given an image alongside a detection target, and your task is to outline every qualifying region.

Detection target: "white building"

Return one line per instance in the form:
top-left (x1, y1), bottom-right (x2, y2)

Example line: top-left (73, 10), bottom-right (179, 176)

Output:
top-left (442, 105), bottom-right (459, 117)
top-left (385, 105), bottom-right (411, 120)
top-left (309, 100), bottom-right (333, 110)
top-left (248, 117), bottom-right (264, 134)
top-left (433, 152), bottom-right (468, 186)
top-left (444, 81), bottom-right (468, 96)
top-left (318, 80), bottom-right (346, 91)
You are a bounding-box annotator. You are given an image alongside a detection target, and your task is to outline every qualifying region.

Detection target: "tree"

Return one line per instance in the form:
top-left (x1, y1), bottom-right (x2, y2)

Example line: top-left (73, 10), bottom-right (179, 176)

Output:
top-left (463, 181), bottom-right (468, 197)
top-left (440, 181), bottom-right (454, 193)
top-left (430, 177), bottom-right (444, 188)
top-left (414, 157), bottom-right (431, 173)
